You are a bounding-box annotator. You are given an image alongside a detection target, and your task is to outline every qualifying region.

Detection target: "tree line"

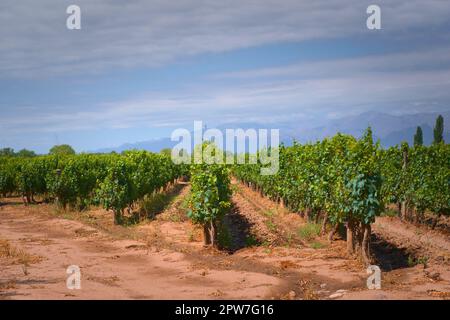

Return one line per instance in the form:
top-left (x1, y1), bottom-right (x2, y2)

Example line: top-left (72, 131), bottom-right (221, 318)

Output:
top-left (0, 144), bottom-right (76, 158)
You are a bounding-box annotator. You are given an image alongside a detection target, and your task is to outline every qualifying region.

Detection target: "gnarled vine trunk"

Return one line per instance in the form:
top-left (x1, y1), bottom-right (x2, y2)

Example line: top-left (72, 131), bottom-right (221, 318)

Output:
top-left (203, 224), bottom-right (211, 245)
top-left (361, 223), bottom-right (371, 265)
top-left (328, 222), bottom-right (339, 242)
top-left (347, 219), bottom-right (372, 265)
top-left (304, 208), bottom-right (311, 222)
top-left (22, 191), bottom-right (35, 205)
top-left (203, 220), bottom-right (217, 247)
top-left (280, 198), bottom-right (285, 208)
top-left (346, 220), bottom-right (355, 255)
top-left (314, 211), bottom-right (321, 224)
top-left (114, 210), bottom-right (123, 225)
top-left (401, 200), bottom-right (408, 221)
top-left (414, 208), bottom-right (422, 225)
top-left (320, 212), bottom-right (328, 236)
top-left (209, 220), bottom-right (217, 247)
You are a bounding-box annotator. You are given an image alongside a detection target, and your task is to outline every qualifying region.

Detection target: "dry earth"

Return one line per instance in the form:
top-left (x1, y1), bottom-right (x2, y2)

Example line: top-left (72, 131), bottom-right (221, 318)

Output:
top-left (1, 182), bottom-right (449, 300)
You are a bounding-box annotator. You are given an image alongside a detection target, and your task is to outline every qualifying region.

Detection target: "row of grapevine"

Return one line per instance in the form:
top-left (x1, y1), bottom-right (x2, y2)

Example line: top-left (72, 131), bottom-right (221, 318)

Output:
top-left (234, 128), bottom-right (446, 263)
top-left (0, 151), bottom-right (187, 224)
top-left (0, 155), bottom-right (62, 202)
top-left (187, 143), bottom-right (232, 246)
top-left (379, 143), bottom-right (450, 227)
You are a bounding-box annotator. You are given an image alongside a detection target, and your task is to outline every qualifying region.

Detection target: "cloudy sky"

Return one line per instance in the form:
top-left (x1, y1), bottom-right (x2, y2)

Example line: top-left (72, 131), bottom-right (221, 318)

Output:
top-left (1, 0), bottom-right (450, 153)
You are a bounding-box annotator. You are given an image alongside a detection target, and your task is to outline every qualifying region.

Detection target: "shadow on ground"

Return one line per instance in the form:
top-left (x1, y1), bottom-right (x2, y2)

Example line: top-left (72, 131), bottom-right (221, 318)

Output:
top-left (219, 202), bottom-right (259, 253)
top-left (124, 182), bottom-right (188, 225)
top-left (370, 234), bottom-right (411, 271)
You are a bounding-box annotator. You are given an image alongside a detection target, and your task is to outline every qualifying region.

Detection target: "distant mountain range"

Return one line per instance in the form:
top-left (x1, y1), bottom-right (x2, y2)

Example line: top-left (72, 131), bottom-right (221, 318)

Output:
top-left (92, 111), bottom-right (450, 153)
top-left (289, 110), bottom-right (450, 147)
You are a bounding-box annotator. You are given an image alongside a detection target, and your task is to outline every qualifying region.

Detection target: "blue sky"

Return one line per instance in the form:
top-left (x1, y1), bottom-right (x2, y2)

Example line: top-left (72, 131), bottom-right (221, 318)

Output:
top-left (1, 0), bottom-right (450, 153)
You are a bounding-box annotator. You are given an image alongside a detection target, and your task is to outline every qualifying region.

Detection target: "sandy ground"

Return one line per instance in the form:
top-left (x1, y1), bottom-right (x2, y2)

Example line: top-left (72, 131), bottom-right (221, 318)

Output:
top-left (1, 182), bottom-right (449, 300)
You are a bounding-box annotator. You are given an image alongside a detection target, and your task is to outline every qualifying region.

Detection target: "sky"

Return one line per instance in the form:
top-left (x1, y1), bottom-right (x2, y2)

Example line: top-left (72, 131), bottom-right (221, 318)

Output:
top-left (1, 0), bottom-right (450, 153)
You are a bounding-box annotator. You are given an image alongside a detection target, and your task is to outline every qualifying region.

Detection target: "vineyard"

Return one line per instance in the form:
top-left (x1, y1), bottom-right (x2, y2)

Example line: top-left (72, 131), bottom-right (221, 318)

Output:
top-left (3, 0), bottom-right (450, 306)
top-left (0, 130), bottom-right (449, 299)
top-left (0, 151), bottom-right (186, 224)
top-left (234, 128), bottom-right (450, 263)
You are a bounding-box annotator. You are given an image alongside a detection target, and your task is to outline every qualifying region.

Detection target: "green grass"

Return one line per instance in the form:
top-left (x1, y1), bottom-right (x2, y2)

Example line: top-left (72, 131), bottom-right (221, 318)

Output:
top-left (381, 208), bottom-right (398, 217)
top-left (298, 223), bottom-right (321, 241)
top-left (408, 255), bottom-right (429, 267)
top-left (245, 235), bottom-right (259, 247)
top-left (180, 193), bottom-right (191, 210)
top-left (140, 192), bottom-right (174, 220)
top-left (310, 241), bottom-right (326, 249)
top-left (261, 240), bottom-right (271, 248)
top-left (265, 220), bottom-right (277, 232)
top-left (263, 210), bottom-right (274, 217)
top-left (284, 233), bottom-right (294, 248)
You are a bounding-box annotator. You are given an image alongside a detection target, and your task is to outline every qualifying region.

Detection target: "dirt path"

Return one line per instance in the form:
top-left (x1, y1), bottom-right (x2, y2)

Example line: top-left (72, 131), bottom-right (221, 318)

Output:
top-left (373, 217), bottom-right (450, 265)
top-left (0, 200), bottom-right (288, 299)
top-left (230, 180), bottom-right (309, 247)
top-left (229, 181), bottom-right (450, 300)
top-left (1, 181), bottom-right (449, 300)
top-left (338, 216), bottom-right (450, 299)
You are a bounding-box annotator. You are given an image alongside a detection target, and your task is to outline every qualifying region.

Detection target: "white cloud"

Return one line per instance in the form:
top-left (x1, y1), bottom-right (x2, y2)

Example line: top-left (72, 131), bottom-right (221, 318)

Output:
top-left (0, 0), bottom-right (449, 78)
top-left (216, 47), bottom-right (450, 80)
top-left (2, 47), bottom-right (450, 135)
top-left (1, 0), bottom-right (450, 151)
